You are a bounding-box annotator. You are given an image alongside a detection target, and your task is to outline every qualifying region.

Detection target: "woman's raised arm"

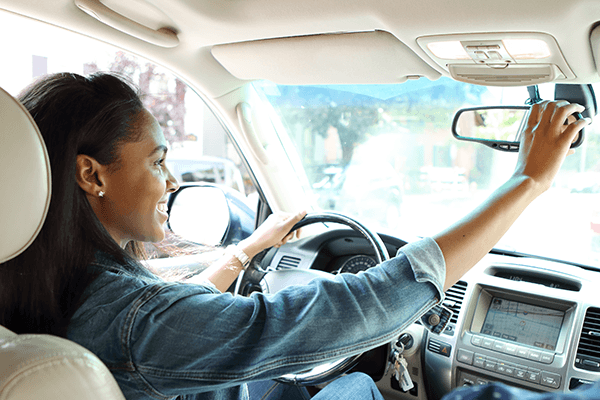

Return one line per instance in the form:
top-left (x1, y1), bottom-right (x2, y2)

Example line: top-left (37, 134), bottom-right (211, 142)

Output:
top-left (434, 100), bottom-right (589, 290)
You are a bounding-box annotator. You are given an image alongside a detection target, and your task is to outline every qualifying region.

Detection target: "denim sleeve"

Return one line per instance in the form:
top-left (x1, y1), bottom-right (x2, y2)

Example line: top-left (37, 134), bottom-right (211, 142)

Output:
top-left (116, 246), bottom-right (444, 397)
top-left (398, 236), bottom-right (446, 299)
top-left (398, 237), bottom-right (452, 333)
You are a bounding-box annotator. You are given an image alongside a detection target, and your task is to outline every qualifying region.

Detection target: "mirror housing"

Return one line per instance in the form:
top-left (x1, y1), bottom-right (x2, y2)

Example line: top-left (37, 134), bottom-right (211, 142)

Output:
top-left (167, 183), bottom-right (255, 246)
top-left (555, 83), bottom-right (597, 119)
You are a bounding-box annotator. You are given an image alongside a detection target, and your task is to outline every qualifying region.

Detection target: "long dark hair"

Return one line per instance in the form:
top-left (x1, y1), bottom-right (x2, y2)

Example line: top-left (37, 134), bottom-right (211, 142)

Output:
top-left (0, 72), bottom-right (155, 336)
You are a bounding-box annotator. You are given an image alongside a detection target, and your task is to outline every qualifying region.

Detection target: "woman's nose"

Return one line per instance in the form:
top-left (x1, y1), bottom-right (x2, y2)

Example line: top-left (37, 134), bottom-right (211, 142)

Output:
top-left (166, 168), bottom-right (180, 193)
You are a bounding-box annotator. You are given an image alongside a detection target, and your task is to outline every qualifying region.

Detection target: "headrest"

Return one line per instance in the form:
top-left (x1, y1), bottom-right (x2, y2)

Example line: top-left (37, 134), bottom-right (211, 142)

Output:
top-left (0, 326), bottom-right (126, 399)
top-left (0, 86), bottom-right (51, 263)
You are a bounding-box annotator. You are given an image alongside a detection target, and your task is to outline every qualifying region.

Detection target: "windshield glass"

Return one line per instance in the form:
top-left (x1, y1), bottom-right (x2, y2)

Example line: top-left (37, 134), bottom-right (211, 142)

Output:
top-left (252, 78), bottom-right (600, 268)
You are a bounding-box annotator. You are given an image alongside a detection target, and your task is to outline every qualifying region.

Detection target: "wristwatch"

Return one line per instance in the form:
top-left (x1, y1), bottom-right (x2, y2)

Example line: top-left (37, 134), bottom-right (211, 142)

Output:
top-left (226, 245), bottom-right (250, 269)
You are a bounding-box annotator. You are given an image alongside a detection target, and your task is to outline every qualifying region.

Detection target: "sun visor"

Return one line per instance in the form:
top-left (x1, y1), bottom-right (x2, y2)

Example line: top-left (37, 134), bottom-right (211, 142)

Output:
top-left (418, 32), bottom-right (575, 86)
top-left (211, 30), bottom-right (441, 85)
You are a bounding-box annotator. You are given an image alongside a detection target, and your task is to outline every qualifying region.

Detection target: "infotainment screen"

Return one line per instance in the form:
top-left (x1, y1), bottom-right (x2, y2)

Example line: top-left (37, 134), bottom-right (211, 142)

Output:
top-left (481, 297), bottom-right (565, 350)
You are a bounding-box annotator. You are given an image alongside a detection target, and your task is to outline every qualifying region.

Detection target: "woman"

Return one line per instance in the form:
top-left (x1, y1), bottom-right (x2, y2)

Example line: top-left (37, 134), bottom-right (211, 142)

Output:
top-left (0, 72), bottom-right (588, 400)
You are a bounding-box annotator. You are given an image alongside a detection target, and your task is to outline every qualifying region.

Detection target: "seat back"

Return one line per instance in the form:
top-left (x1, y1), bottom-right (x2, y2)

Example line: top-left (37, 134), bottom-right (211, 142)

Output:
top-left (0, 85), bottom-right (125, 400)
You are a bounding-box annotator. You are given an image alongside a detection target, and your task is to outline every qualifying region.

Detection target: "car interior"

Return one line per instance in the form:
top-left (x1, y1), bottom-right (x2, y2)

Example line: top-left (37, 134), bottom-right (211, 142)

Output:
top-left (3, 0), bottom-right (600, 399)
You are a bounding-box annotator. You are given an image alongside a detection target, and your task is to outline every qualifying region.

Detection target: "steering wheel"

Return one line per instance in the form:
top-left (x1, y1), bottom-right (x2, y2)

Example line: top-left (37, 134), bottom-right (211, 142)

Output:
top-left (245, 211), bottom-right (391, 386)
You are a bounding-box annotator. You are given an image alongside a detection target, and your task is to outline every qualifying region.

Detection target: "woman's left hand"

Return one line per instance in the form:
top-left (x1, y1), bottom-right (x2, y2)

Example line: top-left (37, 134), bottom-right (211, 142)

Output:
top-left (238, 210), bottom-right (307, 259)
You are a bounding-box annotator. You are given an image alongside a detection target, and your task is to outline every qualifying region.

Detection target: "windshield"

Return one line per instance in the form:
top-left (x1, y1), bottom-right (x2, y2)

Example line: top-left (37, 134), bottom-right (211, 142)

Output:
top-left (252, 78), bottom-right (600, 268)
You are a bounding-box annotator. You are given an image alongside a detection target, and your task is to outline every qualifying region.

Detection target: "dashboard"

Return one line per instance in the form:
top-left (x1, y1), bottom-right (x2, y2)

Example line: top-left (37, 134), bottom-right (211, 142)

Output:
top-left (255, 228), bottom-right (600, 400)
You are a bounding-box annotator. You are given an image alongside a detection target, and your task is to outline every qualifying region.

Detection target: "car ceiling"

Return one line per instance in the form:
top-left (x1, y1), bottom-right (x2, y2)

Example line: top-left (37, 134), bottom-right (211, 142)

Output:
top-left (2, 0), bottom-right (600, 99)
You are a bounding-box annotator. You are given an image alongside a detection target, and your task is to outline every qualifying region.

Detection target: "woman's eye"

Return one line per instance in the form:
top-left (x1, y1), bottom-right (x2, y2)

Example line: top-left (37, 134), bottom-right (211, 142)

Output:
top-left (155, 158), bottom-right (165, 166)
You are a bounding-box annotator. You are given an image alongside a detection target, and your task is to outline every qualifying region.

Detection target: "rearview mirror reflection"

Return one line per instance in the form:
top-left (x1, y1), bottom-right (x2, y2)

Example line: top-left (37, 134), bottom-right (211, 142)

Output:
top-left (452, 106), bottom-right (529, 152)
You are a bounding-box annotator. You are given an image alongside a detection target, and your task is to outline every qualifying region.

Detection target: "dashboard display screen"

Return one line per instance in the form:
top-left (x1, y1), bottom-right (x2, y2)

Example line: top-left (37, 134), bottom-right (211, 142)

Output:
top-left (481, 297), bottom-right (564, 350)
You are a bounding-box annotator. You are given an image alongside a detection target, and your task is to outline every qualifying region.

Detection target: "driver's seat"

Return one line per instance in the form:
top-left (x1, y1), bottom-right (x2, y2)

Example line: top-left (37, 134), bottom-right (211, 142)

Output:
top-left (0, 85), bottom-right (125, 399)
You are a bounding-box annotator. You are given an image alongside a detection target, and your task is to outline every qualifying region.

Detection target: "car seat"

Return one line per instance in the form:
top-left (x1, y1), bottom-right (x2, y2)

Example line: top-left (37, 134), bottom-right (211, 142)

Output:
top-left (0, 85), bottom-right (125, 399)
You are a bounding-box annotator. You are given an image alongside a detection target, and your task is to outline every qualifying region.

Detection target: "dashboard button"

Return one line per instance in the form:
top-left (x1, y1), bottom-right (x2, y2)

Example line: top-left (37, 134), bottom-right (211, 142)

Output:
top-left (504, 343), bottom-right (518, 356)
top-left (457, 349), bottom-right (474, 365)
top-left (484, 360), bottom-right (497, 371)
top-left (493, 341), bottom-right (506, 352)
top-left (528, 350), bottom-right (541, 362)
top-left (471, 335), bottom-right (483, 347)
top-left (540, 353), bottom-right (554, 364)
top-left (482, 338), bottom-right (494, 349)
top-left (473, 354), bottom-right (486, 368)
top-left (516, 347), bottom-right (529, 359)
top-left (541, 371), bottom-right (561, 389)
top-left (495, 361), bottom-right (508, 374)
top-left (461, 372), bottom-right (477, 386)
top-left (514, 368), bottom-right (527, 380)
top-left (526, 369), bottom-right (541, 384)
top-left (504, 364), bottom-right (515, 376)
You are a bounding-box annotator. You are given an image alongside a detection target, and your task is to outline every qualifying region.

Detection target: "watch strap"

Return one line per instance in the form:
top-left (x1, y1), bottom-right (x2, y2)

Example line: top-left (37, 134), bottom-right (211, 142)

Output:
top-left (226, 245), bottom-right (250, 269)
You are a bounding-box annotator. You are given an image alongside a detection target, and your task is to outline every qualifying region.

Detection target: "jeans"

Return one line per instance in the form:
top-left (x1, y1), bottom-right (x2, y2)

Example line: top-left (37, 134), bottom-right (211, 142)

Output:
top-left (248, 373), bottom-right (384, 400)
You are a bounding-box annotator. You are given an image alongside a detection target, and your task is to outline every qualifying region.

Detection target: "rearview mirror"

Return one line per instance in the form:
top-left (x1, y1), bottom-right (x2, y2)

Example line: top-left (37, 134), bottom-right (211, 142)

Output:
top-left (452, 106), bottom-right (584, 152)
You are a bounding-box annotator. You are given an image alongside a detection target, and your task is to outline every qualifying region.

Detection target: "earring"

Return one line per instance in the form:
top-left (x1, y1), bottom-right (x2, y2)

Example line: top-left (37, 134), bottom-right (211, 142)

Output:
top-left (98, 191), bottom-right (105, 198)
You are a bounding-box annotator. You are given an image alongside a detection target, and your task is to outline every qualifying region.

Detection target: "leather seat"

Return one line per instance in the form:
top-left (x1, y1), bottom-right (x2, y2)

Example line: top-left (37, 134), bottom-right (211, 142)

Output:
top-left (0, 85), bottom-right (125, 399)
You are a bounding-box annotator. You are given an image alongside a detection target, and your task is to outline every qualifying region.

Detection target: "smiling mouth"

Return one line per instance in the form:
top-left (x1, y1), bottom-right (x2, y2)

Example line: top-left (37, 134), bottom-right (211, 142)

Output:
top-left (157, 203), bottom-right (168, 213)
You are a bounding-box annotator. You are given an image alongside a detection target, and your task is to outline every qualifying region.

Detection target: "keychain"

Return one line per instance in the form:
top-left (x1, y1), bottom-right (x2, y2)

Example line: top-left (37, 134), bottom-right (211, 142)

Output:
top-left (392, 341), bottom-right (414, 392)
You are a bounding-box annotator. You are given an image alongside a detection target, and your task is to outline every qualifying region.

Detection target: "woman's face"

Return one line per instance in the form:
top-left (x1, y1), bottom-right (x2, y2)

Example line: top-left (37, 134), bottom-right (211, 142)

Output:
top-left (98, 109), bottom-right (179, 247)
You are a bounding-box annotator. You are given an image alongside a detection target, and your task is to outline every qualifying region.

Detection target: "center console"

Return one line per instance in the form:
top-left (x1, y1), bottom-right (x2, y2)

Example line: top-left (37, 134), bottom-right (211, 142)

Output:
top-left (454, 286), bottom-right (575, 390)
top-left (420, 258), bottom-right (600, 400)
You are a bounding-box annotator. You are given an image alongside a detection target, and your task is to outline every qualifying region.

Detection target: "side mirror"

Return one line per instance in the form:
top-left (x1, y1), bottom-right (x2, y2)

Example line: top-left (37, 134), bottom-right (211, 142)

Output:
top-left (452, 106), bottom-right (584, 152)
top-left (167, 184), bottom-right (255, 246)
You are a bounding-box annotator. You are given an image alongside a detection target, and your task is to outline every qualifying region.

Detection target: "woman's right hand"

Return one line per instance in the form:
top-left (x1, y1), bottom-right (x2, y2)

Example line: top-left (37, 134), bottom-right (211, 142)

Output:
top-left (238, 210), bottom-right (307, 259)
top-left (513, 100), bottom-right (589, 194)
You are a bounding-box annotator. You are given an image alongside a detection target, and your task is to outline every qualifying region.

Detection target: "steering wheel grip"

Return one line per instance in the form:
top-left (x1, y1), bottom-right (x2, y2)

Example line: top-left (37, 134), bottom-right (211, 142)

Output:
top-left (267, 211), bottom-right (391, 385)
top-left (289, 212), bottom-right (389, 264)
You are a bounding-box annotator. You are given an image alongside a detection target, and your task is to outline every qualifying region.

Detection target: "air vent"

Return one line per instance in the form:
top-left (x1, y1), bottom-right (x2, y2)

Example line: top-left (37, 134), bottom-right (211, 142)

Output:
top-left (575, 307), bottom-right (600, 372)
top-left (277, 255), bottom-right (301, 269)
top-left (444, 280), bottom-right (468, 325)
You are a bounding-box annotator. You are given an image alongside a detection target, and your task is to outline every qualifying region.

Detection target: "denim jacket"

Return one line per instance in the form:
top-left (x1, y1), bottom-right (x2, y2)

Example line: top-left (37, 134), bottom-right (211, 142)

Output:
top-left (67, 238), bottom-right (446, 400)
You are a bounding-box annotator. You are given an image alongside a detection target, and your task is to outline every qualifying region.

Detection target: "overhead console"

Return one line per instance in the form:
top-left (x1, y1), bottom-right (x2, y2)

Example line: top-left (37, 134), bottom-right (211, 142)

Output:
top-left (417, 32), bottom-right (575, 86)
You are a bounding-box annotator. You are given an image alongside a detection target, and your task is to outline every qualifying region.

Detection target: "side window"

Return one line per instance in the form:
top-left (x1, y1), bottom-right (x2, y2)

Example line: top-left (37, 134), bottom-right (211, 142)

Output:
top-left (0, 12), bottom-right (258, 269)
top-left (83, 52), bottom-right (257, 200)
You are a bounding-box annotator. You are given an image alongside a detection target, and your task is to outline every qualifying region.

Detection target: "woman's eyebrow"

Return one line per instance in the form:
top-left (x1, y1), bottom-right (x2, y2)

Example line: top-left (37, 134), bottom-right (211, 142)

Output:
top-left (149, 145), bottom-right (168, 156)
